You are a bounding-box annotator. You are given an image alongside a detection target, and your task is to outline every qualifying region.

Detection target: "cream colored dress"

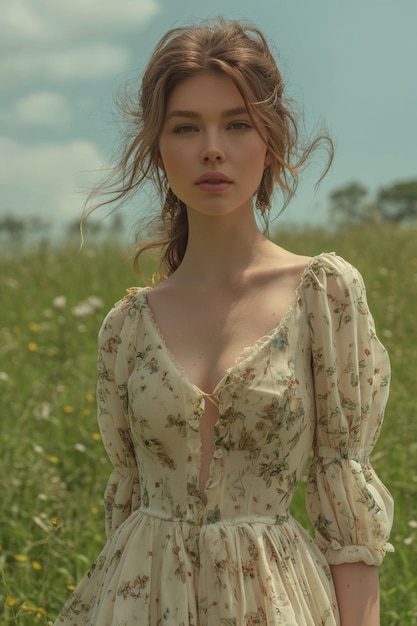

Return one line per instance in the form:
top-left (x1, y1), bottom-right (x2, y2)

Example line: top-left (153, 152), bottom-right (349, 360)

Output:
top-left (55, 253), bottom-right (394, 626)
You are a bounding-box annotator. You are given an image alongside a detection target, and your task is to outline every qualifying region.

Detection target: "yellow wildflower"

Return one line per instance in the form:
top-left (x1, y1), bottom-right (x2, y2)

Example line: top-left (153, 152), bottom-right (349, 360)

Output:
top-left (28, 342), bottom-right (38, 352)
top-left (66, 583), bottom-right (76, 592)
top-left (91, 432), bottom-right (101, 442)
top-left (6, 596), bottom-right (18, 607)
top-left (20, 602), bottom-right (46, 617)
top-left (83, 408), bottom-right (91, 417)
top-left (46, 454), bottom-right (59, 464)
top-left (14, 554), bottom-right (29, 562)
top-left (51, 517), bottom-right (59, 527)
top-left (63, 405), bottom-right (73, 414)
top-left (85, 392), bottom-right (95, 403)
top-left (32, 561), bottom-right (42, 570)
top-left (28, 322), bottom-right (40, 332)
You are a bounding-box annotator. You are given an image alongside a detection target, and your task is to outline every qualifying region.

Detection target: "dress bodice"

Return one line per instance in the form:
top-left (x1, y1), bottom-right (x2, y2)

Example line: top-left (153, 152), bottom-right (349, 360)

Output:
top-left (127, 284), bottom-right (314, 525)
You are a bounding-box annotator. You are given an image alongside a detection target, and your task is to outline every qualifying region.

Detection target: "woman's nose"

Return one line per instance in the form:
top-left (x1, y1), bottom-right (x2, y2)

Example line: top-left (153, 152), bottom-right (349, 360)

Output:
top-left (200, 133), bottom-right (225, 163)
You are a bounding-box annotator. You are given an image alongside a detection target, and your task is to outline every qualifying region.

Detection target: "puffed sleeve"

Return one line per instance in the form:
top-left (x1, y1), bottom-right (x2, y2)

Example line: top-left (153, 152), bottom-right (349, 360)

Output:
top-left (305, 253), bottom-right (394, 566)
top-left (97, 289), bottom-right (141, 539)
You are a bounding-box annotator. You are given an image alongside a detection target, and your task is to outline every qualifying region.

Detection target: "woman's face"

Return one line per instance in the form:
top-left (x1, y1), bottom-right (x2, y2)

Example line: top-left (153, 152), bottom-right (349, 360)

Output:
top-left (158, 73), bottom-right (270, 219)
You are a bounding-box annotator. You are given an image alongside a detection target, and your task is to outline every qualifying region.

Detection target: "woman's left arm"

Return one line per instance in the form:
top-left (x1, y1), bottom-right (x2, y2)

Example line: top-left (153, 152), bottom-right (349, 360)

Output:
top-left (304, 254), bottom-right (394, 622)
top-left (331, 562), bottom-right (380, 626)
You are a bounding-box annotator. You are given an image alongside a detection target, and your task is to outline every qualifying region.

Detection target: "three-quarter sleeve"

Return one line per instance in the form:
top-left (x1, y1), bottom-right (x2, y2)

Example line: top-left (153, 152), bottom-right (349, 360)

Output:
top-left (305, 254), bottom-right (394, 566)
top-left (97, 291), bottom-right (141, 539)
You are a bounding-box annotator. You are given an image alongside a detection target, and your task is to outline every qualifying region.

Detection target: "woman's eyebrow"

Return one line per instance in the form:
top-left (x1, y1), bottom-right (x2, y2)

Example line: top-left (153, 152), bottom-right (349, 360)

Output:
top-left (166, 106), bottom-right (249, 121)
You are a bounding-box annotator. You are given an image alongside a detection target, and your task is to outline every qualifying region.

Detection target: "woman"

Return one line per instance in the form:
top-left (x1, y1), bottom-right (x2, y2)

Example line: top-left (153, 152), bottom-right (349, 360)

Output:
top-left (55, 18), bottom-right (393, 625)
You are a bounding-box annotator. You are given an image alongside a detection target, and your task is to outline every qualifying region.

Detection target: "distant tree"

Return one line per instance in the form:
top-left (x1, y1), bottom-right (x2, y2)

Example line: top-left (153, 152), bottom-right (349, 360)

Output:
top-left (0, 214), bottom-right (52, 249)
top-left (67, 217), bottom-right (103, 239)
top-left (0, 214), bottom-right (26, 246)
top-left (67, 213), bottom-right (126, 241)
top-left (27, 216), bottom-right (50, 236)
top-left (377, 179), bottom-right (417, 223)
top-left (328, 182), bottom-right (375, 227)
top-left (110, 213), bottom-right (124, 236)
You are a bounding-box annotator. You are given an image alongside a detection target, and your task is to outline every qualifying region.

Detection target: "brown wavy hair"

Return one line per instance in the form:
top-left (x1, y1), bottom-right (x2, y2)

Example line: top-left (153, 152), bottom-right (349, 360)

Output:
top-left (83, 17), bottom-right (333, 276)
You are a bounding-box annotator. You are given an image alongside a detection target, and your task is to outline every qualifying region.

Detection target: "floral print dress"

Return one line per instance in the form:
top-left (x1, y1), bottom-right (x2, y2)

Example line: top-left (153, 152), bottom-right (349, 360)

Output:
top-left (55, 253), bottom-right (394, 626)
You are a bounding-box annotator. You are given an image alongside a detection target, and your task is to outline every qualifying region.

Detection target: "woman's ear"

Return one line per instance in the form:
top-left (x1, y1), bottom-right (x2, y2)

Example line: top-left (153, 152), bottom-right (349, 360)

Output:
top-left (264, 152), bottom-right (272, 168)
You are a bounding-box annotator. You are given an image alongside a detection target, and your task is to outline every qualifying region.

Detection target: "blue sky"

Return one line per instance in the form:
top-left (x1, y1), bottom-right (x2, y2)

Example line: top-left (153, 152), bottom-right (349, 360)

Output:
top-left (1, 0), bottom-right (416, 234)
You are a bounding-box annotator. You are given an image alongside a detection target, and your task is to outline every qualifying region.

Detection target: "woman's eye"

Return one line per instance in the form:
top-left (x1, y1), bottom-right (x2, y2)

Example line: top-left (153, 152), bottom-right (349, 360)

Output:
top-left (229, 121), bottom-right (251, 130)
top-left (174, 125), bottom-right (197, 134)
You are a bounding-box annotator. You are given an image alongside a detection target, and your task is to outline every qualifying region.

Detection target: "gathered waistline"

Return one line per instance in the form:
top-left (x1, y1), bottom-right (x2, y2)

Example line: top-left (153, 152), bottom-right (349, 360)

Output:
top-left (137, 507), bottom-right (290, 526)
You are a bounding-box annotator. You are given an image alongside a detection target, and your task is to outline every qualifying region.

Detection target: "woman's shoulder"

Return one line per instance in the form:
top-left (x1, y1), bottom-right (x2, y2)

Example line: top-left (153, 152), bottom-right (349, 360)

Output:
top-left (303, 252), bottom-right (364, 289)
top-left (298, 252), bottom-right (370, 315)
top-left (268, 246), bottom-right (359, 288)
top-left (99, 286), bottom-right (149, 340)
top-left (307, 251), bottom-right (356, 273)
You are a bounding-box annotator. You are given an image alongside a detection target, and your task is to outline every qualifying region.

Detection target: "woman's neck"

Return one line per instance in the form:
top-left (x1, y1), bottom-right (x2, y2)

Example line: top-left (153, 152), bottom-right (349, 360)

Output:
top-left (174, 208), bottom-right (271, 285)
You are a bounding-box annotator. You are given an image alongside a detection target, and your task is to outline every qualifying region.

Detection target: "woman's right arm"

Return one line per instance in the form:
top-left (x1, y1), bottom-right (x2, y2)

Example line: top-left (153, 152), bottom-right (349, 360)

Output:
top-left (97, 294), bottom-right (141, 539)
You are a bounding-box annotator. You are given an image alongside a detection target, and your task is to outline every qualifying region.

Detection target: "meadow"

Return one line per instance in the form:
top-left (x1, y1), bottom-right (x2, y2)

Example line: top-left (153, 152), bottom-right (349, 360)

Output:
top-left (0, 224), bottom-right (416, 625)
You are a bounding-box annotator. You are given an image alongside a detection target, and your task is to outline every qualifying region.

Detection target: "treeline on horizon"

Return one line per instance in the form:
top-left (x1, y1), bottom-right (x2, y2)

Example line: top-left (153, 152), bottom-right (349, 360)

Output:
top-left (1, 177), bottom-right (417, 248)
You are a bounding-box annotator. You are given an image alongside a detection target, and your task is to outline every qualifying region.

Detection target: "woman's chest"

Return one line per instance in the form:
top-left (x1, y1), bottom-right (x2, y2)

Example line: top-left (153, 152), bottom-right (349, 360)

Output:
top-left (143, 283), bottom-right (305, 396)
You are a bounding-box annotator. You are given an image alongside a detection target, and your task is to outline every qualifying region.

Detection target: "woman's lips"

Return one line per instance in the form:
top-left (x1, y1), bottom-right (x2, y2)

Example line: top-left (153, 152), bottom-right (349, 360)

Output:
top-left (195, 174), bottom-right (233, 192)
top-left (196, 180), bottom-right (232, 192)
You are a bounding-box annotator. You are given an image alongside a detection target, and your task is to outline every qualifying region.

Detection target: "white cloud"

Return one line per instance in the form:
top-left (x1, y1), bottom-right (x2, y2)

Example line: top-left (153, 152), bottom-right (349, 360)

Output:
top-left (0, 0), bottom-right (161, 86)
top-left (0, 137), bottom-right (106, 223)
top-left (2, 0), bottom-right (161, 44)
top-left (1, 44), bottom-right (131, 85)
top-left (9, 92), bottom-right (72, 126)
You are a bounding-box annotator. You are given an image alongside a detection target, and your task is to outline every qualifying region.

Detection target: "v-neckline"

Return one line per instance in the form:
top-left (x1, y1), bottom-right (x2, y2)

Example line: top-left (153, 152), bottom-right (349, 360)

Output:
top-left (139, 255), bottom-right (322, 397)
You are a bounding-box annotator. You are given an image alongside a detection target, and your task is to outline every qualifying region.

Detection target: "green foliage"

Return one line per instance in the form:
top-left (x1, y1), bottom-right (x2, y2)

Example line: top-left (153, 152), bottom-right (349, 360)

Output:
top-left (328, 181), bottom-right (372, 227)
top-left (328, 178), bottom-right (417, 226)
top-left (0, 227), bottom-right (416, 624)
top-left (378, 180), bottom-right (417, 223)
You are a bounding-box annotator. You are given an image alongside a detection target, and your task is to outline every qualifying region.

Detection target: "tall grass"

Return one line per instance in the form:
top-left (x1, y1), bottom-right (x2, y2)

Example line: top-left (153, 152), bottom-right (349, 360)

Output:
top-left (0, 225), bottom-right (416, 624)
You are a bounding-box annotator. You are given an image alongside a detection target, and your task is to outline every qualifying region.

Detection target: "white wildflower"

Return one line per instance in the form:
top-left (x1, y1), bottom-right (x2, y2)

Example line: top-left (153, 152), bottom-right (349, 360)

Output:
top-left (34, 402), bottom-right (52, 421)
top-left (71, 302), bottom-right (94, 318)
top-left (53, 295), bottom-right (67, 310)
top-left (71, 295), bottom-right (103, 318)
top-left (87, 295), bottom-right (104, 310)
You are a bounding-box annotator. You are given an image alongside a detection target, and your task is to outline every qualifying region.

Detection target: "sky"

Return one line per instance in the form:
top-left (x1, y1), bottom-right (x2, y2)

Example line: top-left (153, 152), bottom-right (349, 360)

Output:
top-left (1, 0), bottom-right (416, 237)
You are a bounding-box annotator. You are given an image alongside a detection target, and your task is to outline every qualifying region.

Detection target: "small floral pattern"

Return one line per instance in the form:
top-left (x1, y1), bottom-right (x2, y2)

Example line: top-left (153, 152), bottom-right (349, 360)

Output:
top-left (55, 253), bottom-right (393, 626)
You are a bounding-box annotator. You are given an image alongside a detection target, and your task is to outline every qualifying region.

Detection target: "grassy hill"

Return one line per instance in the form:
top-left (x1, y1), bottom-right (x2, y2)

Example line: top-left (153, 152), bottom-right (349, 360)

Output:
top-left (0, 223), bottom-right (416, 624)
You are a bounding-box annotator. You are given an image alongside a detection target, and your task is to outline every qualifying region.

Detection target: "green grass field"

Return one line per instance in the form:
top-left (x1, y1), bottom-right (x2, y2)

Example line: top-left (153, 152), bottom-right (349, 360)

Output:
top-left (1, 224), bottom-right (416, 625)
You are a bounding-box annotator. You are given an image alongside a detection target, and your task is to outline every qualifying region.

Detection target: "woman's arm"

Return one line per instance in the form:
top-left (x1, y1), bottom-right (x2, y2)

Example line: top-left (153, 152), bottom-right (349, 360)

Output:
top-left (331, 562), bottom-right (380, 626)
